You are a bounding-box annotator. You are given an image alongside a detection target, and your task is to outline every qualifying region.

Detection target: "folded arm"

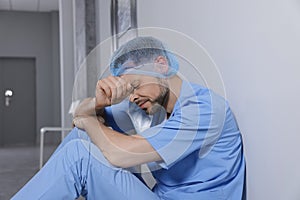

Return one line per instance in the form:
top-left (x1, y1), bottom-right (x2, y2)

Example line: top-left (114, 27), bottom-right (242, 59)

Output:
top-left (74, 116), bottom-right (161, 168)
top-left (73, 97), bottom-right (103, 117)
top-left (73, 76), bottom-right (162, 168)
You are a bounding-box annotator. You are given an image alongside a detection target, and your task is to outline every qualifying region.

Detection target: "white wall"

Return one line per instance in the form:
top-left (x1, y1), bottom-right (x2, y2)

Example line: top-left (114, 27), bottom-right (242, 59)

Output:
top-left (138, 0), bottom-right (300, 199)
top-left (59, 0), bottom-right (75, 129)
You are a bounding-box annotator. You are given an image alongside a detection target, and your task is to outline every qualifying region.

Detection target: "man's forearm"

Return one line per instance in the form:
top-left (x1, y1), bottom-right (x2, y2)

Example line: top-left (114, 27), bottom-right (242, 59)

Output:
top-left (73, 97), bottom-right (104, 117)
top-left (74, 116), bottom-right (161, 168)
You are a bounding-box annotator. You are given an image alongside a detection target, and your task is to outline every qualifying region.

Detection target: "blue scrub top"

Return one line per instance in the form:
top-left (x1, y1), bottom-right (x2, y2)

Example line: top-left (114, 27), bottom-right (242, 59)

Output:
top-left (105, 81), bottom-right (246, 200)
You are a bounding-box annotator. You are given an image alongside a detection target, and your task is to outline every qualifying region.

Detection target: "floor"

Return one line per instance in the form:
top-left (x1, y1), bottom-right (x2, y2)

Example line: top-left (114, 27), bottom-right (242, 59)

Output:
top-left (0, 145), bottom-right (59, 199)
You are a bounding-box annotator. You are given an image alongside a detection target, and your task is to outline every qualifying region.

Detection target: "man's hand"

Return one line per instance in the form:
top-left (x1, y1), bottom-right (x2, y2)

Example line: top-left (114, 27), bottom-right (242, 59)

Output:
top-left (73, 97), bottom-right (97, 118)
top-left (73, 115), bottom-right (91, 130)
top-left (95, 76), bottom-right (133, 109)
top-left (73, 115), bottom-right (105, 130)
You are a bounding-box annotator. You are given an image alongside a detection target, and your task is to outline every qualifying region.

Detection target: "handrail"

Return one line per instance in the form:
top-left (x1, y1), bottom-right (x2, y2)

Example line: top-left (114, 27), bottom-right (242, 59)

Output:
top-left (39, 127), bottom-right (72, 169)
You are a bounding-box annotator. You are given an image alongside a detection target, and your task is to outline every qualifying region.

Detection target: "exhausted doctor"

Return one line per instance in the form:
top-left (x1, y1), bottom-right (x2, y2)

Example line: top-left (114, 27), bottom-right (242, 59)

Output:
top-left (12, 36), bottom-right (246, 200)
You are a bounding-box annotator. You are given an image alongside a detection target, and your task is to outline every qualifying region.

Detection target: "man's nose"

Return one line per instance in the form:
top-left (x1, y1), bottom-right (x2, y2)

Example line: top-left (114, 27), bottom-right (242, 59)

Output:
top-left (129, 93), bottom-right (139, 103)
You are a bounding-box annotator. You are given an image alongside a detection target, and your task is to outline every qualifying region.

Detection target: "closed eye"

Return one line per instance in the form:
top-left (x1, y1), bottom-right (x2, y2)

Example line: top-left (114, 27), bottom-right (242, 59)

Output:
top-left (131, 80), bottom-right (140, 90)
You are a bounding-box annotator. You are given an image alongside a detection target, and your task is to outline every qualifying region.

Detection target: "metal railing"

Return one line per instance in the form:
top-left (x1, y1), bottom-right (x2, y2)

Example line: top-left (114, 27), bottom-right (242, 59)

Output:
top-left (39, 127), bottom-right (72, 169)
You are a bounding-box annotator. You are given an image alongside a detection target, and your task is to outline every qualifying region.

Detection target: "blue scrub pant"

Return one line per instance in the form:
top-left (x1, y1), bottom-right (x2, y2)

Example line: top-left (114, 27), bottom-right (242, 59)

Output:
top-left (11, 128), bottom-right (160, 200)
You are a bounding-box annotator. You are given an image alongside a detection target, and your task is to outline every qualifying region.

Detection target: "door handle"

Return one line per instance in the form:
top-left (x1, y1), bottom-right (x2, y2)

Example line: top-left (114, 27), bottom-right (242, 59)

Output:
top-left (4, 89), bottom-right (13, 107)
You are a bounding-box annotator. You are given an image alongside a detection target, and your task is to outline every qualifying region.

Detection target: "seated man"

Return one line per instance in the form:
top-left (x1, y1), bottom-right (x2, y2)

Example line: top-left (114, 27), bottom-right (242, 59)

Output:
top-left (12, 36), bottom-right (246, 200)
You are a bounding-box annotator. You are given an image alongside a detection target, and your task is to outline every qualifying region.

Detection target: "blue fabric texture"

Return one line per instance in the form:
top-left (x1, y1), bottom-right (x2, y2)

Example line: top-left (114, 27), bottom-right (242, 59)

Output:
top-left (142, 81), bottom-right (245, 199)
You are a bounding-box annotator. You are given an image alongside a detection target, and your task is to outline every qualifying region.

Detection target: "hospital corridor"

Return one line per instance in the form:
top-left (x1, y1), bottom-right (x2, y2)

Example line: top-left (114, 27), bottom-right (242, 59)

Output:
top-left (1, 0), bottom-right (300, 199)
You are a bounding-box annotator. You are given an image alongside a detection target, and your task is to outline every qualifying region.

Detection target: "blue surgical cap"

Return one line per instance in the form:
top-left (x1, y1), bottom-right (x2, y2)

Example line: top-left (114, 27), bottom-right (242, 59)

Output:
top-left (109, 37), bottom-right (179, 77)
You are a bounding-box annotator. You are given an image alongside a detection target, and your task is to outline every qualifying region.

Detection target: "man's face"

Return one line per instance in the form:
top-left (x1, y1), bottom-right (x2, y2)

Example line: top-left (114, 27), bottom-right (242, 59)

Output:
top-left (121, 74), bottom-right (169, 114)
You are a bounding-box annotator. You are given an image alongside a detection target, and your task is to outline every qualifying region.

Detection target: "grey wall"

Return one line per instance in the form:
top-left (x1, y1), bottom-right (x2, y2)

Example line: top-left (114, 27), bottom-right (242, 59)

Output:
top-left (137, 0), bottom-right (300, 199)
top-left (0, 11), bottom-right (61, 142)
top-left (50, 12), bottom-right (61, 128)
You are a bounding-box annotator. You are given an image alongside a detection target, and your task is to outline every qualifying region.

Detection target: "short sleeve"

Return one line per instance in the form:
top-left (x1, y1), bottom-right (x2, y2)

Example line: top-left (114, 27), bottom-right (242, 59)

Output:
top-left (139, 83), bottom-right (227, 169)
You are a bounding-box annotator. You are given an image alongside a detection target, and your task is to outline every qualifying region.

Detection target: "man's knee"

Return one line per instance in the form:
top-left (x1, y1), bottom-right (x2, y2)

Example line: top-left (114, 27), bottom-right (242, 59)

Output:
top-left (62, 139), bottom-right (91, 164)
top-left (64, 127), bottom-right (90, 142)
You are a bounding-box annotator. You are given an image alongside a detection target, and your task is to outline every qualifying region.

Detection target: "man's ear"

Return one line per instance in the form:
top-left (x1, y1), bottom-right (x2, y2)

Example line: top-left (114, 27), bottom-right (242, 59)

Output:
top-left (154, 56), bottom-right (169, 75)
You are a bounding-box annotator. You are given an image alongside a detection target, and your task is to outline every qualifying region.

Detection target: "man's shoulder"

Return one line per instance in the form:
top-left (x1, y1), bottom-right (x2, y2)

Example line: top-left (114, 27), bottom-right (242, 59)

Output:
top-left (181, 81), bottom-right (226, 103)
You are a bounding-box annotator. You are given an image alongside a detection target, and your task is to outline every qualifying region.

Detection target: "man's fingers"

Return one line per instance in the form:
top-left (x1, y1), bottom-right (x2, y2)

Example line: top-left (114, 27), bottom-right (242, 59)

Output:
top-left (126, 82), bottom-right (134, 95)
top-left (97, 76), bottom-right (132, 105)
top-left (102, 77), bottom-right (118, 102)
top-left (114, 77), bottom-right (127, 100)
top-left (73, 117), bottom-right (84, 129)
top-left (97, 80), bottom-right (112, 98)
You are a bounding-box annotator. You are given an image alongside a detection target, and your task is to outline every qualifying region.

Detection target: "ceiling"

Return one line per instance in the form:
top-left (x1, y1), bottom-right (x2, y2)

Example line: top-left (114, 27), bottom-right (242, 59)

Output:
top-left (0, 0), bottom-right (59, 12)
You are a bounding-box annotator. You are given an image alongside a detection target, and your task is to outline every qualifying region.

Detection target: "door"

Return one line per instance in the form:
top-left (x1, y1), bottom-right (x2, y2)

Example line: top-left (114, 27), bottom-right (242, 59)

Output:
top-left (0, 58), bottom-right (36, 146)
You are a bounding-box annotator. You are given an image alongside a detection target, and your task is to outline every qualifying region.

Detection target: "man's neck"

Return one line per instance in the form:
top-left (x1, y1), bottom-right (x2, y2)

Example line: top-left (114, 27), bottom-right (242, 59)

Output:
top-left (165, 75), bottom-right (182, 114)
